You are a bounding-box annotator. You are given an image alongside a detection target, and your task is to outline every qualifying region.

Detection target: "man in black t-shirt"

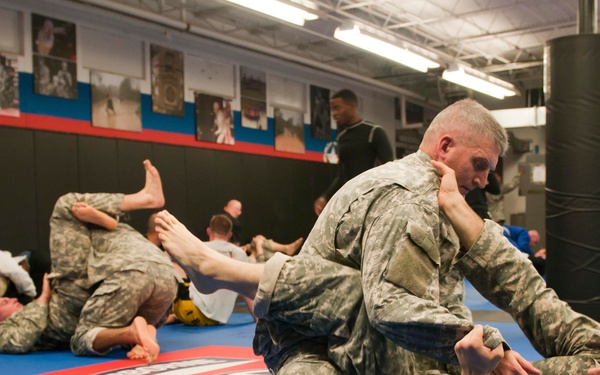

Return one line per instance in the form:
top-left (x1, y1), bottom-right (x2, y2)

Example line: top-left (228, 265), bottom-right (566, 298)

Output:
top-left (314, 89), bottom-right (393, 215)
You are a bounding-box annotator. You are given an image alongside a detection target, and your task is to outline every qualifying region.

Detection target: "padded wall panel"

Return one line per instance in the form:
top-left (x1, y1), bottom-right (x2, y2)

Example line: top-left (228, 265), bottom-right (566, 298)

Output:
top-left (277, 158), bottom-right (321, 242)
top-left (210, 151), bottom-right (245, 208)
top-left (239, 154), bottom-right (276, 244)
top-left (78, 136), bottom-right (119, 193)
top-left (0, 127), bottom-right (339, 293)
top-left (33, 131), bottom-right (79, 290)
top-left (0, 127), bottom-right (37, 251)
top-left (185, 147), bottom-right (218, 240)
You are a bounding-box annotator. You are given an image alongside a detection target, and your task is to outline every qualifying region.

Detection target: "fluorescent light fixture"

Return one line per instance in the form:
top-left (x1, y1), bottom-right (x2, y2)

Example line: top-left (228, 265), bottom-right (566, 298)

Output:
top-left (490, 106), bottom-right (546, 128)
top-left (442, 64), bottom-right (519, 99)
top-left (333, 22), bottom-right (440, 73)
top-left (225, 0), bottom-right (318, 26)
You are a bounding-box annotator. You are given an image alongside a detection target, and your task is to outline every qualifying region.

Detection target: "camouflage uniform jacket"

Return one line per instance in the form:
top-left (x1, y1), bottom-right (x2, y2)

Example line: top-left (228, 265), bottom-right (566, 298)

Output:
top-left (0, 301), bottom-right (48, 353)
top-left (301, 150), bottom-right (505, 366)
top-left (455, 220), bottom-right (600, 373)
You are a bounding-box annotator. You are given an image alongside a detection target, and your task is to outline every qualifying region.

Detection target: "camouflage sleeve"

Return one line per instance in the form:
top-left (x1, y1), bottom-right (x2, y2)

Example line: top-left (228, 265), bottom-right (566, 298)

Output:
top-left (361, 207), bottom-right (504, 365)
top-left (0, 302), bottom-right (48, 353)
top-left (439, 267), bottom-right (472, 322)
top-left (455, 219), bottom-right (600, 358)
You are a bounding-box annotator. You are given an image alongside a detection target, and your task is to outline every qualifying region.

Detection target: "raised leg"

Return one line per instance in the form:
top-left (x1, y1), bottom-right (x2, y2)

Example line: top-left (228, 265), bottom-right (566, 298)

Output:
top-left (119, 160), bottom-right (165, 212)
top-left (71, 202), bottom-right (117, 230)
top-left (154, 210), bottom-right (263, 298)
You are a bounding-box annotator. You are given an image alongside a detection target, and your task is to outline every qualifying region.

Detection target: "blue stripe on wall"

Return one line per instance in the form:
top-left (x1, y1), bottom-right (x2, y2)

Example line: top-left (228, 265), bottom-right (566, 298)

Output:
top-left (14, 72), bottom-right (335, 158)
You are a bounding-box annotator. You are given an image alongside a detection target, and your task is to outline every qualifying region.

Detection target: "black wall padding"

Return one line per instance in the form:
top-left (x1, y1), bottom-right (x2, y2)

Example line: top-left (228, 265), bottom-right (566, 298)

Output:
top-left (546, 34), bottom-right (600, 321)
top-left (0, 127), bottom-right (336, 295)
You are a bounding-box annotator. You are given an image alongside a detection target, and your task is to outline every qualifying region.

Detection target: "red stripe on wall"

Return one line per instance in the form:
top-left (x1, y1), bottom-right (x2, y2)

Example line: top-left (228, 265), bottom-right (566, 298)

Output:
top-left (0, 113), bottom-right (325, 162)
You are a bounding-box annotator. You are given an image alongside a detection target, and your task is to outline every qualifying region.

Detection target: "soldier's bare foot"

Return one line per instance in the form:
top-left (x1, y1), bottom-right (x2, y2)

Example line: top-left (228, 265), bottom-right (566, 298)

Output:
top-left (285, 237), bottom-right (303, 255)
top-left (71, 202), bottom-right (118, 230)
top-left (119, 160), bottom-right (165, 211)
top-left (127, 344), bottom-right (146, 360)
top-left (155, 210), bottom-right (228, 294)
top-left (127, 317), bottom-right (159, 363)
top-left (140, 160), bottom-right (165, 208)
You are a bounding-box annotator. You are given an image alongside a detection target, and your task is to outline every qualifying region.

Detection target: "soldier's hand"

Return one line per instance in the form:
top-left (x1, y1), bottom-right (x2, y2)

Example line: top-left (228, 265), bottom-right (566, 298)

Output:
top-left (455, 325), bottom-right (503, 375)
top-left (491, 350), bottom-right (540, 375)
top-left (314, 196), bottom-right (327, 216)
top-left (431, 160), bottom-right (462, 207)
top-left (36, 273), bottom-right (52, 305)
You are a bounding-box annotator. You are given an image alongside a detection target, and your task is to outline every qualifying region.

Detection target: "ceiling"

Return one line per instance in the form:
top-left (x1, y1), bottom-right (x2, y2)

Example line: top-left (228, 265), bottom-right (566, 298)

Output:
top-left (79, 0), bottom-right (594, 106)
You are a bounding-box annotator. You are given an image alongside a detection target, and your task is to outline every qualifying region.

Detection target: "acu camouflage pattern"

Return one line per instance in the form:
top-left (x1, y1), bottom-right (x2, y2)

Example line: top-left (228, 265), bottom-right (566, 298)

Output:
top-left (253, 151), bottom-right (505, 374)
top-left (253, 239), bottom-right (276, 263)
top-left (0, 193), bottom-right (177, 356)
top-left (455, 220), bottom-right (600, 374)
top-left (0, 300), bottom-right (48, 353)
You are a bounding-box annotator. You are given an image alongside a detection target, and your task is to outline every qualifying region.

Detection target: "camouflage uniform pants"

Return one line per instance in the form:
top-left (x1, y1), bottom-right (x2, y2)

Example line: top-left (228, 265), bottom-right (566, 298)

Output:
top-left (40, 193), bottom-right (177, 355)
top-left (48, 192), bottom-right (124, 280)
top-left (253, 253), bottom-right (449, 374)
top-left (70, 262), bottom-right (176, 355)
top-left (254, 246), bottom-right (600, 374)
top-left (253, 239), bottom-right (276, 263)
top-left (40, 193), bottom-right (124, 349)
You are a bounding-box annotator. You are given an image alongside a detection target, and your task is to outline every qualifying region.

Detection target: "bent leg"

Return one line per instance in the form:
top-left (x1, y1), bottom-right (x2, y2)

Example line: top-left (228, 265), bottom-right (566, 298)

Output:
top-left (39, 278), bottom-right (91, 349)
top-left (264, 237), bottom-right (304, 256)
top-left (70, 264), bottom-right (176, 357)
top-left (49, 192), bottom-right (124, 279)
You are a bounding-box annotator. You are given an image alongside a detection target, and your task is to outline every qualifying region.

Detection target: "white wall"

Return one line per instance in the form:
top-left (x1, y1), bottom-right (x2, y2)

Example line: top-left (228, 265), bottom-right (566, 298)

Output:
top-left (502, 125), bottom-right (546, 224)
top-left (0, 0), bottom-right (404, 154)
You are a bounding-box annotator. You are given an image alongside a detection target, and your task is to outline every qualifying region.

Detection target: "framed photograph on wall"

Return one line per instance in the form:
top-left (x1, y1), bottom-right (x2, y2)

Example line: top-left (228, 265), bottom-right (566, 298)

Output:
top-left (240, 65), bottom-right (267, 130)
top-left (195, 93), bottom-right (234, 145)
top-left (241, 97), bottom-right (267, 130)
top-left (240, 65), bottom-right (266, 102)
top-left (0, 54), bottom-right (19, 117)
top-left (90, 70), bottom-right (141, 132)
top-left (150, 44), bottom-right (184, 117)
top-left (274, 107), bottom-right (305, 154)
top-left (310, 85), bottom-right (330, 140)
top-left (31, 14), bottom-right (77, 100)
top-left (32, 13), bottom-right (76, 59)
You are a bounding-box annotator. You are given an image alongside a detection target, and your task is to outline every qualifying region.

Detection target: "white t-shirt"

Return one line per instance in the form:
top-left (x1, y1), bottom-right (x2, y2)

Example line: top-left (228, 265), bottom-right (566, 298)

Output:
top-left (188, 240), bottom-right (247, 324)
top-left (0, 250), bottom-right (37, 297)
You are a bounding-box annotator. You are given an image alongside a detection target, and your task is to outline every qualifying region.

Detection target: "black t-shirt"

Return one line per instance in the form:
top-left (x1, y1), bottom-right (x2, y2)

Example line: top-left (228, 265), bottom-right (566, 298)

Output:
top-left (322, 120), bottom-right (393, 199)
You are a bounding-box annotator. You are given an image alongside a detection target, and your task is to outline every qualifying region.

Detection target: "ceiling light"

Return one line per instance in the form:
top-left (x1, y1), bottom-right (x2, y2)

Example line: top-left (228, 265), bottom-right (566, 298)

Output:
top-left (442, 64), bottom-right (519, 99)
top-left (225, 0), bottom-right (318, 26)
top-left (333, 22), bottom-right (440, 73)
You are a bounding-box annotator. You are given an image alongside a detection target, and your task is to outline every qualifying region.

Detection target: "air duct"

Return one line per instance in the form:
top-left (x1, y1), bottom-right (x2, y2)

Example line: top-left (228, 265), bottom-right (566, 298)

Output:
top-left (578, 0), bottom-right (598, 34)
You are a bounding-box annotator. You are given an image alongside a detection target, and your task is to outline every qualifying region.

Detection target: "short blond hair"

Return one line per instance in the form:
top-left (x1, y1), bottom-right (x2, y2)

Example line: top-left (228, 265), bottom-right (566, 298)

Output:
top-left (423, 99), bottom-right (508, 156)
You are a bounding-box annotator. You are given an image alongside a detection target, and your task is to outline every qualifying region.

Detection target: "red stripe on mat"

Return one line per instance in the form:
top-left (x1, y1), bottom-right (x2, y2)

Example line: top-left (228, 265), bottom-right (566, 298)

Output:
top-left (40, 345), bottom-right (267, 375)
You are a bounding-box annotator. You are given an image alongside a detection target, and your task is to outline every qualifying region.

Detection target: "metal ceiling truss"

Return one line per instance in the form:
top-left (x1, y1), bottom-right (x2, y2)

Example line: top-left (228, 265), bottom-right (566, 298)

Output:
top-left (77, 0), bottom-right (589, 105)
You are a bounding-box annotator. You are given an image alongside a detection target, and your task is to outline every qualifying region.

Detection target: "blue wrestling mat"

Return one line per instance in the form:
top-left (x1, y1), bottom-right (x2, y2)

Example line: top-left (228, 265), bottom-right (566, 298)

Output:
top-left (2, 314), bottom-right (266, 375)
top-left (3, 288), bottom-right (543, 374)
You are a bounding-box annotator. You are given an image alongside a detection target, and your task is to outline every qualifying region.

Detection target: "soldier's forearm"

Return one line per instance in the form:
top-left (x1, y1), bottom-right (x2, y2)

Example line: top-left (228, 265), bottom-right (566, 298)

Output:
top-left (440, 193), bottom-right (484, 249)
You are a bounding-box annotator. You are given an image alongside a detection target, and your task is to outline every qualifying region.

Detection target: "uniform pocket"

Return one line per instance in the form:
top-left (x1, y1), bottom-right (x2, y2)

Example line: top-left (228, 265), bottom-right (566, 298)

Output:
top-left (385, 221), bottom-right (439, 298)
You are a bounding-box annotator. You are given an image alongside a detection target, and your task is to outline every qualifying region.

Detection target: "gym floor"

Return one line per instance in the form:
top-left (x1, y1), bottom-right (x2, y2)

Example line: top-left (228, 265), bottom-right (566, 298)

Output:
top-left (2, 280), bottom-right (541, 375)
